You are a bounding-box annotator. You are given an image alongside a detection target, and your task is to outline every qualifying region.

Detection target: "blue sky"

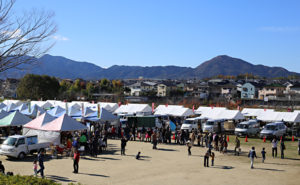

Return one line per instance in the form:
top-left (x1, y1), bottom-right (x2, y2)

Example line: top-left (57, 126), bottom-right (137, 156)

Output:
top-left (14, 0), bottom-right (300, 72)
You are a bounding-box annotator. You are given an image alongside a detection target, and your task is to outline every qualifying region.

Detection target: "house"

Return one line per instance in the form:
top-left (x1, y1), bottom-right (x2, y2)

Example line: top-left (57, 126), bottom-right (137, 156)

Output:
top-left (241, 83), bottom-right (255, 99)
top-left (157, 84), bottom-right (167, 97)
top-left (288, 83), bottom-right (300, 94)
top-left (127, 81), bottom-right (157, 96)
top-left (258, 84), bottom-right (285, 100)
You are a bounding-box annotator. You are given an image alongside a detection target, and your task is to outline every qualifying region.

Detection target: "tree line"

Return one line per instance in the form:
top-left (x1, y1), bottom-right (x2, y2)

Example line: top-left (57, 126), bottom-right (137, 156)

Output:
top-left (17, 74), bottom-right (123, 101)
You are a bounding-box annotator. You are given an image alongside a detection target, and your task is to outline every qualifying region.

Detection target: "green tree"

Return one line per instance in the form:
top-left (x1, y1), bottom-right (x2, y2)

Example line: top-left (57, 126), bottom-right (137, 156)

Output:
top-left (17, 74), bottom-right (60, 100)
top-left (99, 78), bottom-right (111, 92)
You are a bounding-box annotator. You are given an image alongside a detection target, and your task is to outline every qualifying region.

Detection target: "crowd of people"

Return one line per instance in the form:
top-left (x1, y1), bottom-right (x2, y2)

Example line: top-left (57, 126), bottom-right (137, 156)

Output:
top-left (1, 122), bottom-right (300, 179)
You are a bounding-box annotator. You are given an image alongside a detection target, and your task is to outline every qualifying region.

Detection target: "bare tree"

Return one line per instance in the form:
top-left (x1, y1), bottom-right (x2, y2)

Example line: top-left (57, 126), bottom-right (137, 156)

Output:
top-left (0, 0), bottom-right (56, 73)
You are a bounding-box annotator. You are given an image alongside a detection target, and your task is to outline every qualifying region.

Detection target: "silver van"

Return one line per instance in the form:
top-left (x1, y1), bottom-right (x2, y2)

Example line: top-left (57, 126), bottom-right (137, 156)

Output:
top-left (235, 120), bottom-right (260, 137)
top-left (260, 122), bottom-right (287, 139)
top-left (203, 119), bottom-right (224, 133)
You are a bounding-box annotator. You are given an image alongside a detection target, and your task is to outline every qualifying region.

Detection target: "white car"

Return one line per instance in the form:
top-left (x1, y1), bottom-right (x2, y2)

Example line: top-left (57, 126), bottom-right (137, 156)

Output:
top-left (0, 135), bottom-right (50, 159)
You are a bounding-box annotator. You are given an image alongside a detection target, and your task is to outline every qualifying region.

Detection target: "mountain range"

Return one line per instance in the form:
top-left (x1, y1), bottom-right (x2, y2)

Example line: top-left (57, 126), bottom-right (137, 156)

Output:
top-left (0, 54), bottom-right (298, 80)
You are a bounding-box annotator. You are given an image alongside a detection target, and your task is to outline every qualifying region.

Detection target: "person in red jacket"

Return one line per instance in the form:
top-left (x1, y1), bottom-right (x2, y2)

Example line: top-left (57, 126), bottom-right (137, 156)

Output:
top-left (73, 149), bottom-right (80, 173)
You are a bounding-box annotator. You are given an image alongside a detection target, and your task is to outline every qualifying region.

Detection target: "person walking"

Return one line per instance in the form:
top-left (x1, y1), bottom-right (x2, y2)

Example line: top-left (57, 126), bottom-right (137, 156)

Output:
top-left (272, 138), bottom-right (278, 158)
top-left (73, 149), bottom-right (80, 173)
top-left (204, 149), bottom-right (211, 167)
top-left (261, 147), bottom-right (266, 163)
top-left (234, 137), bottom-right (240, 156)
top-left (36, 150), bottom-right (45, 178)
top-left (121, 136), bottom-right (128, 155)
top-left (187, 140), bottom-right (192, 155)
top-left (152, 132), bottom-right (158, 150)
top-left (248, 146), bottom-right (257, 169)
top-left (280, 140), bottom-right (285, 159)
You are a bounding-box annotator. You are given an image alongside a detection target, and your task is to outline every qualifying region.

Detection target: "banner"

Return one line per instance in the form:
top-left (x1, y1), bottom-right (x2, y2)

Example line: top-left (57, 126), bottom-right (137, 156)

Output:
top-left (192, 105), bottom-right (195, 113)
top-left (81, 103), bottom-right (84, 117)
top-left (97, 104), bottom-right (100, 118)
top-left (152, 102), bottom-right (154, 113)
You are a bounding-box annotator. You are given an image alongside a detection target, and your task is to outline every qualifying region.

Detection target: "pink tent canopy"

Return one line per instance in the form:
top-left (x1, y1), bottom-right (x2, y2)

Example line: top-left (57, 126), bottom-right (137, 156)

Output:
top-left (41, 114), bottom-right (87, 132)
top-left (23, 112), bottom-right (56, 129)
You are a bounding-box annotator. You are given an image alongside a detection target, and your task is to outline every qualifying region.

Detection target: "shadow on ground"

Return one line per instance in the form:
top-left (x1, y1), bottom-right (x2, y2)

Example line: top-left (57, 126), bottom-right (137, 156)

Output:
top-left (46, 175), bottom-right (76, 182)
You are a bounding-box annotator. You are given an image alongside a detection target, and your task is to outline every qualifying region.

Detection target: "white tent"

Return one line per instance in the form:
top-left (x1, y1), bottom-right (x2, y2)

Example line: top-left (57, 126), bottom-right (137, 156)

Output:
top-left (199, 108), bottom-right (227, 119)
top-left (195, 107), bottom-right (227, 115)
top-left (41, 114), bottom-right (87, 132)
top-left (169, 107), bottom-right (194, 117)
top-left (14, 103), bottom-right (28, 112)
top-left (154, 105), bottom-right (184, 116)
top-left (0, 103), bottom-right (6, 110)
top-left (47, 106), bottom-right (66, 117)
top-left (0, 110), bottom-right (10, 119)
top-left (21, 104), bottom-right (45, 117)
top-left (2, 100), bottom-right (23, 106)
top-left (216, 110), bottom-right (245, 120)
top-left (2, 103), bottom-right (17, 112)
top-left (31, 101), bottom-right (53, 110)
top-left (114, 104), bottom-right (152, 116)
top-left (242, 108), bottom-right (274, 117)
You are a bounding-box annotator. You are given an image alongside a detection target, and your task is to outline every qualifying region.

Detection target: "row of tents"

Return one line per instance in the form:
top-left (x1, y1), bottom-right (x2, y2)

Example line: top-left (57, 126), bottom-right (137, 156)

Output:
top-left (2, 100), bottom-right (300, 124)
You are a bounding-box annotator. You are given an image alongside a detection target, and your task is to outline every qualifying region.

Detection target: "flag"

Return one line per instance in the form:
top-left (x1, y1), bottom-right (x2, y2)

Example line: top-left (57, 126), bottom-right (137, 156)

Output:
top-left (118, 102), bottom-right (121, 107)
top-left (166, 103), bottom-right (168, 107)
top-left (92, 101), bottom-right (95, 104)
top-left (97, 104), bottom-right (100, 118)
top-left (237, 106), bottom-right (240, 111)
top-left (192, 105), bottom-right (195, 113)
top-left (152, 102), bottom-right (154, 113)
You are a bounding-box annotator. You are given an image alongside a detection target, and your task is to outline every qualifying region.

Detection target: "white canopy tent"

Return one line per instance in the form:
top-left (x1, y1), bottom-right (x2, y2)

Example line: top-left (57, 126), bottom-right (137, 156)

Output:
top-left (114, 104), bottom-right (152, 116)
top-left (242, 108), bottom-right (274, 117)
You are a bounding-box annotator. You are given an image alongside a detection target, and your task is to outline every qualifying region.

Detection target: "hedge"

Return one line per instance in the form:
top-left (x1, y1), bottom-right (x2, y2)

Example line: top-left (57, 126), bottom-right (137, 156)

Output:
top-left (0, 174), bottom-right (82, 185)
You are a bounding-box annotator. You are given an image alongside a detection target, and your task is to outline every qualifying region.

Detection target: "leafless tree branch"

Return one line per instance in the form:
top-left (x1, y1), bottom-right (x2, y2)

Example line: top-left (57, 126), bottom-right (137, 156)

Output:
top-left (0, 0), bottom-right (57, 73)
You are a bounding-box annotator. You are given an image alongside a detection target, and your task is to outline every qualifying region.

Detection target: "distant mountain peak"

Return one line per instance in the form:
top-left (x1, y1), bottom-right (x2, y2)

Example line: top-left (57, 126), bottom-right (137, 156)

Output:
top-left (0, 54), bottom-right (298, 80)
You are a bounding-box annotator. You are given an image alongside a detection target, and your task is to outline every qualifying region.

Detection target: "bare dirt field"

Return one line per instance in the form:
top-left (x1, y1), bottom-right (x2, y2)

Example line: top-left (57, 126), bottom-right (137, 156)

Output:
top-left (1, 138), bottom-right (300, 185)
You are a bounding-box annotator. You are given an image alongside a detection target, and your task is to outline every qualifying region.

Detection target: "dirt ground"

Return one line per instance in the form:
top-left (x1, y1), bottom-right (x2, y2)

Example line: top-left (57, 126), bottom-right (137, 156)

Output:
top-left (1, 139), bottom-right (300, 185)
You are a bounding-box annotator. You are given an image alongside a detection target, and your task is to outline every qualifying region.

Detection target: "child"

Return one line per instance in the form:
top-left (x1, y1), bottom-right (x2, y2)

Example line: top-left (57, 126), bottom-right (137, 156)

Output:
top-left (73, 149), bottom-right (80, 173)
top-left (211, 152), bottom-right (215, 166)
top-left (136, 151), bottom-right (141, 160)
top-left (33, 160), bottom-right (38, 176)
top-left (261, 148), bottom-right (266, 163)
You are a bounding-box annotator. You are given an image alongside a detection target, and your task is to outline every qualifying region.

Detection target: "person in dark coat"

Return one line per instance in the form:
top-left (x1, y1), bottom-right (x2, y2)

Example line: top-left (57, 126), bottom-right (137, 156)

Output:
top-left (280, 140), bottom-right (285, 159)
top-left (0, 161), bottom-right (5, 174)
top-left (36, 150), bottom-right (45, 178)
top-left (73, 149), bottom-right (80, 173)
top-left (248, 146), bottom-right (257, 169)
top-left (121, 137), bottom-right (128, 155)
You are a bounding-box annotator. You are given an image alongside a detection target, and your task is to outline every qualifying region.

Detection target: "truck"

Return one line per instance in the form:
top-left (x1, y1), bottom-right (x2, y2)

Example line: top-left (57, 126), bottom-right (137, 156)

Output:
top-left (181, 117), bottom-right (204, 132)
top-left (0, 135), bottom-right (50, 159)
top-left (127, 116), bottom-right (162, 128)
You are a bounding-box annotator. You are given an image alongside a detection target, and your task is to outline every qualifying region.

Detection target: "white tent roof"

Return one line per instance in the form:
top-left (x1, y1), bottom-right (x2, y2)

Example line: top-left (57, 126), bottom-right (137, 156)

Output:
top-left (14, 103), bottom-right (28, 112)
top-left (170, 107), bottom-right (194, 117)
top-left (21, 104), bottom-right (45, 117)
top-left (2, 100), bottom-right (23, 106)
top-left (0, 103), bottom-right (6, 109)
top-left (199, 109), bottom-right (244, 120)
top-left (114, 104), bottom-right (152, 115)
top-left (195, 107), bottom-right (227, 115)
top-left (154, 105), bottom-right (183, 116)
top-left (257, 111), bottom-right (300, 123)
top-left (41, 114), bottom-right (87, 132)
top-left (0, 110), bottom-right (9, 119)
top-left (47, 106), bottom-right (66, 117)
top-left (31, 101), bottom-right (53, 109)
top-left (2, 103), bottom-right (17, 112)
top-left (242, 108), bottom-right (274, 117)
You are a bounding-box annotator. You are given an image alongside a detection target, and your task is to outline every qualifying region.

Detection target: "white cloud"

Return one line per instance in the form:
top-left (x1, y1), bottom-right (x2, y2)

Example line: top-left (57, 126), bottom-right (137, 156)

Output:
top-left (1, 29), bottom-right (22, 39)
top-left (52, 35), bottom-right (69, 41)
top-left (259, 26), bottom-right (300, 32)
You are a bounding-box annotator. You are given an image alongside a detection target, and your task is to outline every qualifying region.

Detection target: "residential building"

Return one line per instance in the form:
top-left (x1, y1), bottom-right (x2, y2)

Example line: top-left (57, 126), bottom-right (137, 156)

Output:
top-left (241, 83), bottom-right (255, 99)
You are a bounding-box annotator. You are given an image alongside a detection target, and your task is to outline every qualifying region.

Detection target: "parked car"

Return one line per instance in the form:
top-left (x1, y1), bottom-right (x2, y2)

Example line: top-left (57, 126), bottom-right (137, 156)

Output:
top-left (0, 135), bottom-right (50, 159)
top-left (235, 120), bottom-right (260, 137)
top-left (180, 117), bottom-right (204, 132)
top-left (203, 119), bottom-right (225, 133)
top-left (260, 122), bottom-right (287, 139)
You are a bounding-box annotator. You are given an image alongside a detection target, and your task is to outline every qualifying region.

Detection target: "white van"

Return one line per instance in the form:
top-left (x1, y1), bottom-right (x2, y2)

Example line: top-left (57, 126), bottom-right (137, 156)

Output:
top-left (203, 119), bottom-right (225, 133)
top-left (181, 117), bottom-right (204, 132)
top-left (260, 122), bottom-right (287, 139)
top-left (235, 120), bottom-right (260, 137)
top-left (0, 135), bottom-right (50, 159)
